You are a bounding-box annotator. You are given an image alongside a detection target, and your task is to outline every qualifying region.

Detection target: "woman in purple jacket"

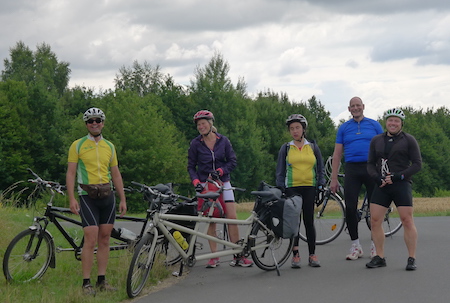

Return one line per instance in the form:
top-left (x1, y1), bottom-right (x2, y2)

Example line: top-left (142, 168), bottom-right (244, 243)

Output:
top-left (187, 110), bottom-right (253, 268)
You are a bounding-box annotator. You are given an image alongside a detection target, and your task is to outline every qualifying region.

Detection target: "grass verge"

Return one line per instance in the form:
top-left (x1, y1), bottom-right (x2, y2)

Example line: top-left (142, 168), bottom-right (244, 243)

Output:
top-left (0, 206), bottom-right (178, 303)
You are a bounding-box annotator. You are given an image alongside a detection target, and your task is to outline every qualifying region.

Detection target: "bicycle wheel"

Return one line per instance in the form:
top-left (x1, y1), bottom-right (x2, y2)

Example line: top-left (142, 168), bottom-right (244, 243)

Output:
top-left (366, 206), bottom-right (402, 237)
top-left (3, 229), bottom-right (54, 283)
top-left (299, 193), bottom-right (346, 245)
top-left (164, 234), bottom-right (191, 266)
top-left (250, 222), bottom-right (293, 270)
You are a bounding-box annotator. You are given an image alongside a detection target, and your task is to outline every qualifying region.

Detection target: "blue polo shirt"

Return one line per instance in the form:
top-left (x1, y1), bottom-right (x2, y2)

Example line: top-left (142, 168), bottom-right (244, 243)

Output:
top-left (336, 117), bottom-right (383, 163)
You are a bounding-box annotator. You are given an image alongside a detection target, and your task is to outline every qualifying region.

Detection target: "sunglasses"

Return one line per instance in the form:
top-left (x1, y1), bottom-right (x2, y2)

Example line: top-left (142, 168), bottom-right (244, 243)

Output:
top-left (86, 118), bottom-right (103, 124)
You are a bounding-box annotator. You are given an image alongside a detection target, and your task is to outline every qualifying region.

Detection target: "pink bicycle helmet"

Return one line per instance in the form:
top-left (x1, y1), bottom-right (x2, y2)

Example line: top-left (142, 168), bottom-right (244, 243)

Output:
top-left (193, 110), bottom-right (215, 123)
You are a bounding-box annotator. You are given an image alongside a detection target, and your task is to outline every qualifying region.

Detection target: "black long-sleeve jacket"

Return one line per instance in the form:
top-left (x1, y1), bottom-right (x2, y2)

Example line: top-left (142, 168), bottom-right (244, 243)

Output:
top-left (367, 131), bottom-right (422, 184)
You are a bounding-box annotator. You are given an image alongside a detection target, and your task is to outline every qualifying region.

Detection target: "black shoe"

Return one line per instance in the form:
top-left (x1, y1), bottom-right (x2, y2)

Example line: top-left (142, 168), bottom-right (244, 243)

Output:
top-left (366, 255), bottom-right (386, 268)
top-left (406, 257), bottom-right (417, 271)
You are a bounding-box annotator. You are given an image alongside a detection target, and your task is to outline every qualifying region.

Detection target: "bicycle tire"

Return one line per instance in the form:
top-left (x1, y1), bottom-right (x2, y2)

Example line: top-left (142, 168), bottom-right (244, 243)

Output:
top-left (3, 228), bottom-right (54, 283)
top-left (250, 222), bottom-right (293, 270)
top-left (365, 206), bottom-right (402, 237)
top-left (164, 234), bottom-right (191, 266)
top-left (299, 193), bottom-right (346, 245)
top-left (127, 233), bottom-right (162, 298)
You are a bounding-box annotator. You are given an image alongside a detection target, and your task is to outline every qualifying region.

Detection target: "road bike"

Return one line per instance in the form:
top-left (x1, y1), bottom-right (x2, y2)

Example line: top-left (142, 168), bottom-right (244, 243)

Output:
top-left (298, 157), bottom-right (402, 245)
top-left (126, 179), bottom-right (294, 298)
top-left (2, 169), bottom-right (184, 283)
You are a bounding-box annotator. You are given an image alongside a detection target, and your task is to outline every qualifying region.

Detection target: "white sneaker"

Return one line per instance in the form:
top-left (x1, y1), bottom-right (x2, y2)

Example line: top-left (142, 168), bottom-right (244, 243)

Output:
top-left (370, 242), bottom-right (377, 259)
top-left (346, 244), bottom-right (363, 260)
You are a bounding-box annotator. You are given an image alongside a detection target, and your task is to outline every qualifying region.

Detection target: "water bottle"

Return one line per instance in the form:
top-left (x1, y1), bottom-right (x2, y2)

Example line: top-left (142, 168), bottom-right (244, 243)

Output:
top-left (173, 231), bottom-right (189, 250)
top-left (119, 228), bottom-right (137, 241)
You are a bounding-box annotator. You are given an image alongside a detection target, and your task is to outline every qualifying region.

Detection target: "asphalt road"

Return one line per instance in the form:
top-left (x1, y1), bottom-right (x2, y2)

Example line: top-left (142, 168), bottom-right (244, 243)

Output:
top-left (128, 216), bottom-right (450, 303)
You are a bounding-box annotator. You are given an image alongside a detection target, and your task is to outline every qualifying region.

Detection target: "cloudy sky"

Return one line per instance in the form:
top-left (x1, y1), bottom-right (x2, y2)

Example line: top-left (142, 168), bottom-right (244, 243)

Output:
top-left (2, 0), bottom-right (449, 123)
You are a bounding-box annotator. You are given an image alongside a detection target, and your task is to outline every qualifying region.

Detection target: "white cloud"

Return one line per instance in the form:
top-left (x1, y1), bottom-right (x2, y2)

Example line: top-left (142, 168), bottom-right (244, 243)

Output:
top-left (1, 0), bottom-right (449, 124)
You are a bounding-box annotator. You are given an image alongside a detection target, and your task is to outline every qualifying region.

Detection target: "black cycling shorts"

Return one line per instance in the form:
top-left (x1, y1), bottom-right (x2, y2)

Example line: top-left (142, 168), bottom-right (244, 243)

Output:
top-left (79, 194), bottom-right (116, 227)
top-left (370, 181), bottom-right (413, 208)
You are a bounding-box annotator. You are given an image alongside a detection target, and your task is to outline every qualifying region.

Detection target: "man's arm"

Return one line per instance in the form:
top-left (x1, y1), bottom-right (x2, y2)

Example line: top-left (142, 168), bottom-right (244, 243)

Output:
top-left (66, 162), bottom-right (79, 215)
top-left (330, 143), bottom-right (343, 194)
top-left (111, 165), bottom-right (127, 217)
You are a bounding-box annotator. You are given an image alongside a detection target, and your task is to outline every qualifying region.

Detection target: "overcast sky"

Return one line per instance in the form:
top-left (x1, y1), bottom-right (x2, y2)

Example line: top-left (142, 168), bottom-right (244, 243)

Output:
top-left (2, 0), bottom-right (449, 123)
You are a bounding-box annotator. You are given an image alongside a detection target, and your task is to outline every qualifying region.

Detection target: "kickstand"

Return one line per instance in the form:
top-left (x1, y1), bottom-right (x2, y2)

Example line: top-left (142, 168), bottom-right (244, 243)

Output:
top-left (271, 249), bottom-right (281, 276)
top-left (172, 261), bottom-right (184, 277)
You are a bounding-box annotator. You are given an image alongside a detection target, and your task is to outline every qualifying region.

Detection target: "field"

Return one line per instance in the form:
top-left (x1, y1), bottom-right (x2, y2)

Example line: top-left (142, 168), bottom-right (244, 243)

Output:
top-left (236, 197), bottom-right (450, 216)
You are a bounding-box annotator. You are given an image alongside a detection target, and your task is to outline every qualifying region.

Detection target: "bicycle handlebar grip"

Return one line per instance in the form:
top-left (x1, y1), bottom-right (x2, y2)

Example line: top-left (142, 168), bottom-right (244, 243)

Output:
top-left (131, 181), bottom-right (146, 187)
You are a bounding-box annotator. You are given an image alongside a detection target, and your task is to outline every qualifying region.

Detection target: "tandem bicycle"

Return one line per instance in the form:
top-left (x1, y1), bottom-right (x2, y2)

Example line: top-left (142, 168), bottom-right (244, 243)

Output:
top-left (126, 179), bottom-right (294, 298)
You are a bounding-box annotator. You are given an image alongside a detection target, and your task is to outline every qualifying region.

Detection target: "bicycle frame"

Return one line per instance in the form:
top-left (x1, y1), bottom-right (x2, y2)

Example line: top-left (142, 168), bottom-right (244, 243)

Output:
top-left (151, 211), bottom-right (266, 266)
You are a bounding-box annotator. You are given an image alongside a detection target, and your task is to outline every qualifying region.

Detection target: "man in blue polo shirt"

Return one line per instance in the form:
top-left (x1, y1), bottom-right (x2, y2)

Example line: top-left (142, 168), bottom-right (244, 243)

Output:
top-left (330, 97), bottom-right (383, 260)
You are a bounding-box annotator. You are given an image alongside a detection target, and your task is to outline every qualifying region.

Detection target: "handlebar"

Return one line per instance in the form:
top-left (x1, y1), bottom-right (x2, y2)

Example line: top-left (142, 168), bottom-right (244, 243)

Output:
top-left (27, 168), bottom-right (65, 195)
top-left (130, 181), bottom-right (192, 203)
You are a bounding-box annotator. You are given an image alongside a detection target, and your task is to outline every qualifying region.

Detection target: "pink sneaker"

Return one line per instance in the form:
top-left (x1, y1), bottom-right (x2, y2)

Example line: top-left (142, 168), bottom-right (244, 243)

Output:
top-left (206, 258), bottom-right (220, 268)
top-left (230, 257), bottom-right (253, 267)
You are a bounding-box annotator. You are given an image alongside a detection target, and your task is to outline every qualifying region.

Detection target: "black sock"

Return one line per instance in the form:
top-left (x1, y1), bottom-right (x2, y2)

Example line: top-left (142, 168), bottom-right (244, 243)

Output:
top-left (83, 278), bottom-right (91, 286)
top-left (97, 275), bottom-right (105, 285)
top-left (293, 250), bottom-right (299, 256)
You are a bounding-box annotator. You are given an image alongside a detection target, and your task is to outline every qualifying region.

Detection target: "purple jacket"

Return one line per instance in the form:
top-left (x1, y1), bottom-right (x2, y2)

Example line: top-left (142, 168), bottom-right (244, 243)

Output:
top-left (187, 133), bottom-right (237, 183)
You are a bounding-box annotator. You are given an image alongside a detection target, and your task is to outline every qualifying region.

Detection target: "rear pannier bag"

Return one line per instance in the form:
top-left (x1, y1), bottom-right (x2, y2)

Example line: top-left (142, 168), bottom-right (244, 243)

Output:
top-left (269, 195), bottom-right (303, 239)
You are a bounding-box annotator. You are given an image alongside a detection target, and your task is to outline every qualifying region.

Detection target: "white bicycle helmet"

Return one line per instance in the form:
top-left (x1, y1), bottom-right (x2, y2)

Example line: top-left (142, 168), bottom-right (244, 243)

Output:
top-left (286, 114), bottom-right (308, 128)
top-left (384, 108), bottom-right (405, 121)
top-left (83, 107), bottom-right (106, 122)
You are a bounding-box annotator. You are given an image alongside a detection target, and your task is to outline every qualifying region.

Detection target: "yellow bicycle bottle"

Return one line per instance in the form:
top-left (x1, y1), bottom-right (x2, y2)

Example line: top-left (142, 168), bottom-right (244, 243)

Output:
top-left (173, 231), bottom-right (189, 250)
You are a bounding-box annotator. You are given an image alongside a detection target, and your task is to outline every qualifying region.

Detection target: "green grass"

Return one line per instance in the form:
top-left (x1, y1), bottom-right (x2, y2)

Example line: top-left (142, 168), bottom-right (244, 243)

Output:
top-left (0, 206), bottom-right (171, 303)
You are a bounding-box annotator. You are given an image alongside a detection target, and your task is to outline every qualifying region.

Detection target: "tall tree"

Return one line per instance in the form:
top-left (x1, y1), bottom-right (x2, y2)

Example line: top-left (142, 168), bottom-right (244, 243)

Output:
top-left (114, 61), bottom-right (163, 97)
top-left (189, 53), bottom-right (270, 191)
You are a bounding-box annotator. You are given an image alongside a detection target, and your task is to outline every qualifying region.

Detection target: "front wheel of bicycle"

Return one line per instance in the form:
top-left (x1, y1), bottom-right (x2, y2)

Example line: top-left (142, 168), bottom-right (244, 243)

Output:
top-left (126, 233), bottom-right (164, 298)
top-left (3, 228), bottom-right (54, 283)
top-left (365, 206), bottom-right (402, 237)
top-left (164, 234), bottom-right (191, 266)
top-left (299, 193), bottom-right (346, 245)
top-left (250, 222), bottom-right (293, 270)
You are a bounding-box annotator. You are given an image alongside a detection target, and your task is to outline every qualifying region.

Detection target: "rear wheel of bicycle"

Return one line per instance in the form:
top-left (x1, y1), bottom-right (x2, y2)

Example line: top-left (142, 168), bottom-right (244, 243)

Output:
top-left (3, 229), bottom-right (54, 283)
top-left (366, 206), bottom-right (402, 237)
top-left (126, 233), bottom-right (164, 298)
top-left (299, 193), bottom-right (346, 245)
top-left (250, 222), bottom-right (293, 270)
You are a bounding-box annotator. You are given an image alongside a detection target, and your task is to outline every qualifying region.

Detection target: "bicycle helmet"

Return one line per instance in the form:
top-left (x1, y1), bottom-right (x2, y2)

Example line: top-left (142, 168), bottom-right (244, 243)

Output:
top-left (384, 108), bottom-right (405, 121)
top-left (193, 110), bottom-right (215, 123)
top-left (285, 114), bottom-right (308, 128)
top-left (83, 107), bottom-right (106, 122)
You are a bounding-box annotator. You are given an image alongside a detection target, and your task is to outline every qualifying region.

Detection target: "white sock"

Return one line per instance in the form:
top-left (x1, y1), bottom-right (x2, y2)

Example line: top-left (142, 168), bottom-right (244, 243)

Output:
top-left (352, 239), bottom-right (360, 247)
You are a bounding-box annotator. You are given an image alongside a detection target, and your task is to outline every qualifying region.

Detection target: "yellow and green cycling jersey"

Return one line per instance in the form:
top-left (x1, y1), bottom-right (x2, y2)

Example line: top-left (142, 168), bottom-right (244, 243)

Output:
top-left (68, 135), bottom-right (118, 192)
top-left (285, 141), bottom-right (318, 187)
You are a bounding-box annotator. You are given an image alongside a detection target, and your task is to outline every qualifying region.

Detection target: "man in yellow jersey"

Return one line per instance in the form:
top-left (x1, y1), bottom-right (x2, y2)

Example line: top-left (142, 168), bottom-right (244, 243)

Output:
top-left (66, 107), bottom-right (127, 296)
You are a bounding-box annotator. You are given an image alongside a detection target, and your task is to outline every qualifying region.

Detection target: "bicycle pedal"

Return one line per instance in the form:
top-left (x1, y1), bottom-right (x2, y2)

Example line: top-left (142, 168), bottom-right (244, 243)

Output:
top-left (195, 242), bottom-right (203, 250)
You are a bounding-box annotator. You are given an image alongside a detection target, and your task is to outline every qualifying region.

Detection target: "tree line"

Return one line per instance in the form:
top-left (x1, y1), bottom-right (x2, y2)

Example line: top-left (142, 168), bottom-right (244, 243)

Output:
top-left (1, 42), bottom-right (449, 210)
